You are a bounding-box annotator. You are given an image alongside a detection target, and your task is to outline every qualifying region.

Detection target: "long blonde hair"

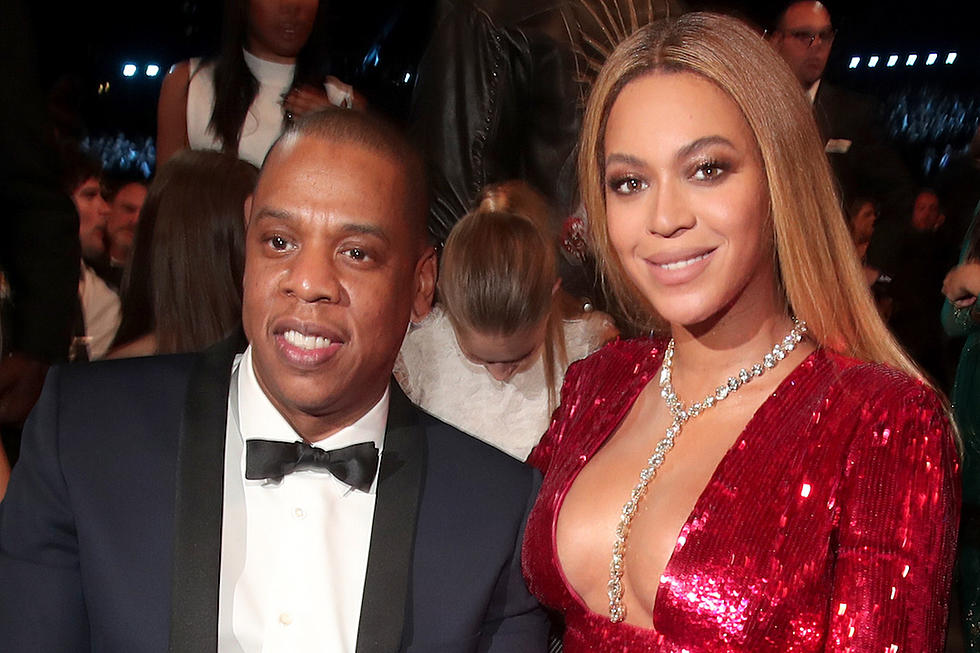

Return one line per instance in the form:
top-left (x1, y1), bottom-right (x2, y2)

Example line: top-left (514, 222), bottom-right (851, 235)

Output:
top-left (438, 205), bottom-right (568, 412)
top-left (578, 12), bottom-right (923, 382)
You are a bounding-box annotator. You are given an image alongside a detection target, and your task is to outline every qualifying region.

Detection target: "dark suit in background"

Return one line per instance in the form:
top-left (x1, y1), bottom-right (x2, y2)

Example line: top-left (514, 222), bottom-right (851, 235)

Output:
top-left (812, 80), bottom-right (916, 272)
top-left (0, 0), bottom-right (81, 461)
top-left (0, 336), bottom-right (548, 652)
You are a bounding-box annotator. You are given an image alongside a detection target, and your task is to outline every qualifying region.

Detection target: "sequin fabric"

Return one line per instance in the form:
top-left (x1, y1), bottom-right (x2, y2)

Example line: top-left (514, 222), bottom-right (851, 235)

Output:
top-left (522, 338), bottom-right (960, 652)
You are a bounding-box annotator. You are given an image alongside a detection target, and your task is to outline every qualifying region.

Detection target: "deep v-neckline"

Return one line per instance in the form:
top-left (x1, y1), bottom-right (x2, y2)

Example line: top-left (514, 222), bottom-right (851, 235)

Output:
top-left (551, 347), bottom-right (821, 631)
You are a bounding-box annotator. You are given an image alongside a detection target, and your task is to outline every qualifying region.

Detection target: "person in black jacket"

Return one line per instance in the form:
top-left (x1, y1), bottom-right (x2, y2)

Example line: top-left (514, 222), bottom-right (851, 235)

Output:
top-left (0, 0), bottom-right (82, 479)
top-left (767, 0), bottom-right (916, 273)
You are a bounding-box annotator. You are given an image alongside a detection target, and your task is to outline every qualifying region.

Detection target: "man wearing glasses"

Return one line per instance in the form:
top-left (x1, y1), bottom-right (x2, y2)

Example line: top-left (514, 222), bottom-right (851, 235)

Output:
top-left (768, 1), bottom-right (914, 275)
top-left (767, 1), bottom-right (836, 100)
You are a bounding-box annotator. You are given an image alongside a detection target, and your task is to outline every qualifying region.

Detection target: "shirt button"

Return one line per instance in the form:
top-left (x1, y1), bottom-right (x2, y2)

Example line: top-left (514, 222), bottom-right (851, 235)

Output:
top-left (279, 612), bottom-right (293, 626)
top-left (294, 507), bottom-right (305, 519)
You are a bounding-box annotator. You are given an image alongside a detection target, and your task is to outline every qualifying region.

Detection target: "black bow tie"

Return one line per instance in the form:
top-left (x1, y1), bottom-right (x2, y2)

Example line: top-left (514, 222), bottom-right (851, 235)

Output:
top-left (245, 439), bottom-right (379, 492)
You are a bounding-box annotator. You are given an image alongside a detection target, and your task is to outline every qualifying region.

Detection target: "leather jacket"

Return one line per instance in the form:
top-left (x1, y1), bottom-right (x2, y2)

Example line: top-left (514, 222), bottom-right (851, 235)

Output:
top-left (409, 2), bottom-right (581, 246)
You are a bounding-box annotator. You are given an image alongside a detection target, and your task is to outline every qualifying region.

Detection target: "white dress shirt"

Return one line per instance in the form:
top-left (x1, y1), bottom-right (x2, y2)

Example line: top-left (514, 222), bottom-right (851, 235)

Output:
top-left (78, 262), bottom-right (120, 360)
top-left (807, 78), bottom-right (821, 105)
top-left (218, 347), bottom-right (388, 653)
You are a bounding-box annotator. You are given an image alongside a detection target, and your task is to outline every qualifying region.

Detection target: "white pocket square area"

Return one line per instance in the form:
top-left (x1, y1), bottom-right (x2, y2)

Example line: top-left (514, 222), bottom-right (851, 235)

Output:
top-left (825, 139), bottom-right (852, 154)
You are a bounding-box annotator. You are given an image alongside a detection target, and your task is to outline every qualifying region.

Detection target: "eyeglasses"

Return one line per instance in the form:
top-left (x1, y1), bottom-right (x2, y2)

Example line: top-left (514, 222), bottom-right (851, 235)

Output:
top-left (784, 27), bottom-right (837, 48)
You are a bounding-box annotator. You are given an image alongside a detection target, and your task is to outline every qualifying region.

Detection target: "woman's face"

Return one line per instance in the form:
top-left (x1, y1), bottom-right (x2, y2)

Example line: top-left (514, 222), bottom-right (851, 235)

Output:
top-left (603, 72), bottom-right (776, 328)
top-left (247, 0), bottom-right (319, 63)
top-left (454, 319), bottom-right (548, 382)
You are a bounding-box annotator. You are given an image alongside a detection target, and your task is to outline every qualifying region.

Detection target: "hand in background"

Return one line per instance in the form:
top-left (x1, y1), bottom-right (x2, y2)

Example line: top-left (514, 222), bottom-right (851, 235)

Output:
top-left (283, 84), bottom-right (337, 120)
top-left (282, 78), bottom-right (366, 121)
top-left (943, 261), bottom-right (980, 308)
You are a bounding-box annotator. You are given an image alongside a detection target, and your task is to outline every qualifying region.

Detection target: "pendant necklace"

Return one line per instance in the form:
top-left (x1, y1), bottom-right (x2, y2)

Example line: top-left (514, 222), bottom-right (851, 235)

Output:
top-left (607, 318), bottom-right (808, 623)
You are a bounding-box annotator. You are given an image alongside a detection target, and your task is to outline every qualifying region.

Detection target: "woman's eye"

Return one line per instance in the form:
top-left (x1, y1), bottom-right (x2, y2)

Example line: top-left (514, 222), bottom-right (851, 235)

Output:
top-left (610, 176), bottom-right (648, 195)
top-left (692, 161), bottom-right (725, 181)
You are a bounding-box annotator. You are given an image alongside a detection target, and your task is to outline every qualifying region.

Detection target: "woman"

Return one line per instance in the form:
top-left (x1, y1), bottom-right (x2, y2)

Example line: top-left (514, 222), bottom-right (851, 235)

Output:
top-left (521, 13), bottom-right (958, 651)
top-left (942, 210), bottom-right (980, 650)
top-left (108, 150), bottom-right (258, 358)
top-left (157, 0), bottom-right (361, 167)
top-left (395, 183), bottom-right (617, 460)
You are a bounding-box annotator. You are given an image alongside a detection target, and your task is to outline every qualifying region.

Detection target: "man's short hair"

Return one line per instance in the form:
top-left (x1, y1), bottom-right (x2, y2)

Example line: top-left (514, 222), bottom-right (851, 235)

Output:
top-left (274, 108), bottom-right (431, 244)
top-left (769, 0), bottom-right (835, 33)
top-left (60, 146), bottom-right (103, 195)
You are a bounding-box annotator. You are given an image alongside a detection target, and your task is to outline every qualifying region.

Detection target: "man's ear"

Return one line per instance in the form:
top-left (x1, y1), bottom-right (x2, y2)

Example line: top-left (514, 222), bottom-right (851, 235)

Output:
top-left (411, 246), bottom-right (438, 323)
top-left (243, 195), bottom-right (254, 229)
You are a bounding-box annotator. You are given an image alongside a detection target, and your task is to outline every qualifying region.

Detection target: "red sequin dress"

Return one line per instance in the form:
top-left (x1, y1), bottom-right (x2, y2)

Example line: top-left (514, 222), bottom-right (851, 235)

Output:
top-left (522, 338), bottom-right (960, 652)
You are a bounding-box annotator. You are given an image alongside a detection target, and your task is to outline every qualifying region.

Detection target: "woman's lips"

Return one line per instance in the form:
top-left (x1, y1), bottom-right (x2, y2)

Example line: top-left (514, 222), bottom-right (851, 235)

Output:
top-left (644, 248), bottom-right (716, 285)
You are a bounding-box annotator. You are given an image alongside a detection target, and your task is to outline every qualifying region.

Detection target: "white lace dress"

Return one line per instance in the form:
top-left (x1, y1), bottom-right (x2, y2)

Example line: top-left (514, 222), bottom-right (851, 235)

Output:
top-left (394, 305), bottom-right (615, 460)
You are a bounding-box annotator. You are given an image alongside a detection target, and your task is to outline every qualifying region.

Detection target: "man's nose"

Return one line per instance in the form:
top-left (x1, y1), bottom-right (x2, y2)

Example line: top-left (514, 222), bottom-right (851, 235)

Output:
top-left (282, 247), bottom-right (342, 304)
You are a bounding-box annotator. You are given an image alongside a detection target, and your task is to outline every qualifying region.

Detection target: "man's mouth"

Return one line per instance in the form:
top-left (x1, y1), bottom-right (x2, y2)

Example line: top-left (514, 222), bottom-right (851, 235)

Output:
top-left (283, 329), bottom-right (332, 351)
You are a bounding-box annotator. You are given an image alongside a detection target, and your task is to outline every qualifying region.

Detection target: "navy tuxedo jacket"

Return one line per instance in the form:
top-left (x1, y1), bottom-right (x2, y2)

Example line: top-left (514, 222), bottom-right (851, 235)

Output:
top-left (0, 336), bottom-right (548, 652)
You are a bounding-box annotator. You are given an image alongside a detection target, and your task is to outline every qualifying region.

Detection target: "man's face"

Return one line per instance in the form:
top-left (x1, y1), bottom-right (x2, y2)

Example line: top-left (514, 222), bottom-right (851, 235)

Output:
top-left (912, 191), bottom-right (943, 231)
top-left (242, 134), bottom-right (435, 440)
top-left (107, 182), bottom-right (147, 261)
top-left (71, 177), bottom-right (110, 259)
top-left (770, 1), bottom-right (834, 88)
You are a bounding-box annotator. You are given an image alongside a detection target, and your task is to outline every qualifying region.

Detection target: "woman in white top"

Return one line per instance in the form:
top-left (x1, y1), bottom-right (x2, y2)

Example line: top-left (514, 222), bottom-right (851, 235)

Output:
top-left (395, 183), bottom-right (619, 460)
top-left (156, 0), bottom-right (362, 168)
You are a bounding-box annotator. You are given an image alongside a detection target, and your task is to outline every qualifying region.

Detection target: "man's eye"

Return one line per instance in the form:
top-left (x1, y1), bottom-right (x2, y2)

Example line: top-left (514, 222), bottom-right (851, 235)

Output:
top-left (609, 176), bottom-right (647, 195)
top-left (344, 247), bottom-right (369, 261)
top-left (268, 235), bottom-right (290, 250)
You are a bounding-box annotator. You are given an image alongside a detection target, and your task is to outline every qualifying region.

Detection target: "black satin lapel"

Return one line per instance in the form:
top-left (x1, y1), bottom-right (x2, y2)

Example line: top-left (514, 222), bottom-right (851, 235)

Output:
top-left (355, 381), bottom-right (426, 653)
top-left (168, 333), bottom-right (245, 653)
top-left (813, 84), bottom-right (831, 143)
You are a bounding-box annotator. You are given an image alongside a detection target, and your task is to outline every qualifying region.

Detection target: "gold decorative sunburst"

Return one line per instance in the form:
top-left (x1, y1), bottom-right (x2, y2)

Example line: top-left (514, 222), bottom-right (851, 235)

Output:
top-left (558, 0), bottom-right (685, 102)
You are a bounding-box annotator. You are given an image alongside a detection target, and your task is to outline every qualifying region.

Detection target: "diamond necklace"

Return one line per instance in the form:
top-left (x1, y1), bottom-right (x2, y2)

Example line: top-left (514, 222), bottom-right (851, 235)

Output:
top-left (607, 318), bottom-right (808, 623)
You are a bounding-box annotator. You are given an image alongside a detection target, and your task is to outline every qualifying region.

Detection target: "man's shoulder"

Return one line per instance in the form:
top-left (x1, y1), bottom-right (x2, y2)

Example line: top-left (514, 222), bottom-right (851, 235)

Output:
top-left (817, 81), bottom-right (876, 115)
top-left (415, 409), bottom-right (539, 493)
top-left (418, 409), bottom-right (533, 469)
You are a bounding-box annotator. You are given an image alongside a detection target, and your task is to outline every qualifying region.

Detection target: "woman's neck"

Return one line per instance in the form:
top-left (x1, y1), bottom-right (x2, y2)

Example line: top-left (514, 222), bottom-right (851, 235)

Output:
top-left (244, 44), bottom-right (297, 66)
top-left (667, 296), bottom-right (810, 402)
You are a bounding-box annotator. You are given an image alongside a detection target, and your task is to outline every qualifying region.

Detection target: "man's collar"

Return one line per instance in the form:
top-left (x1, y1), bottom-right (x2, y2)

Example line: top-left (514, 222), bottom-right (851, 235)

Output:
top-left (236, 346), bottom-right (389, 453)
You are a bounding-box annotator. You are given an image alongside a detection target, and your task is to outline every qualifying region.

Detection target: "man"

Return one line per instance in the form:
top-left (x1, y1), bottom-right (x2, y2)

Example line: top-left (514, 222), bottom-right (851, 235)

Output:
top-left (888, 188), bottom-right (959, 390)
top-left (99, 175), bottom-right (148, 289)
top-left (64, 151), bottom-right (122, 360)
top-left (767, 0), bottom-right (915, 271)
top-left (912, 187), bottom-right (945, 233)
top-left (0, 109), bottom-right (547, 652)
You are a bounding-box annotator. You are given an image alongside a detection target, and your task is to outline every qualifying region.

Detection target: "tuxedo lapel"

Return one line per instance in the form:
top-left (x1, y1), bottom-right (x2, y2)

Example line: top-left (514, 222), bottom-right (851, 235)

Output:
top-left (813, 82), bottom-right (832, 143)
top-left (169, 333), bottom-right (246, 653)
top-left (355, 381), bottom-right (427, 653)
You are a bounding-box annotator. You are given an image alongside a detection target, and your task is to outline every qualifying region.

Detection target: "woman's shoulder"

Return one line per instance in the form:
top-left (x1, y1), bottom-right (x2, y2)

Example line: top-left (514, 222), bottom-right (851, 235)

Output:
top-left (813, 350), bottom-right (954, 458)
top-left (563, 309), bottom-right (620, 357)
top-left (822, 349), bottom-right (944, 411)
top-left (562, 335), bottom-right (666, 396)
